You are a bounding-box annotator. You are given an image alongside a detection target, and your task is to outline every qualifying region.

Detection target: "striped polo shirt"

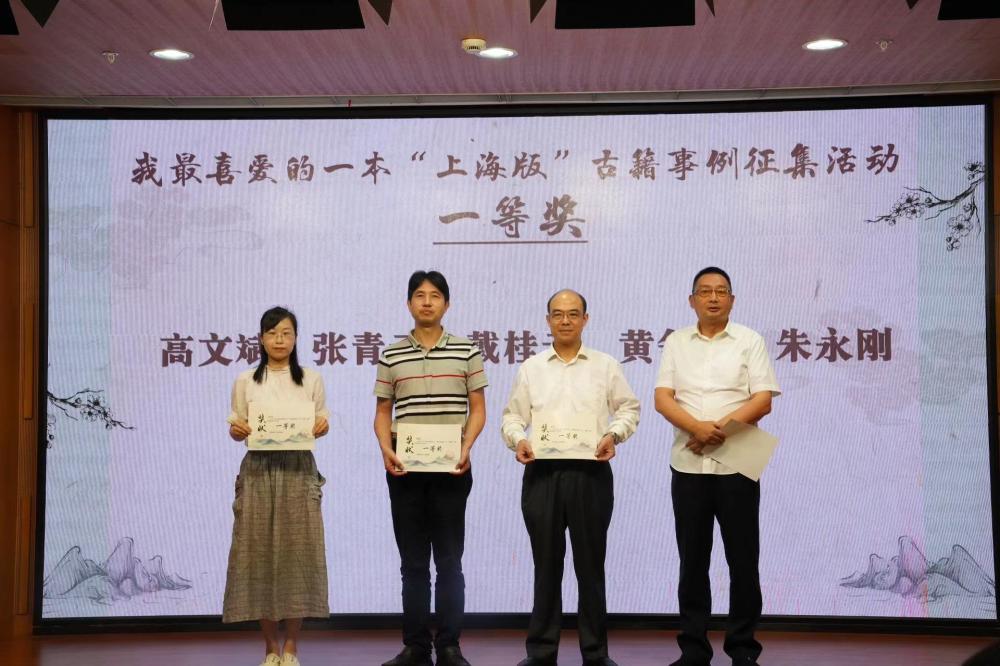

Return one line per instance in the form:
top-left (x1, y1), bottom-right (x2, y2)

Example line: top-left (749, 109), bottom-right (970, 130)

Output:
top-left (374, 330), bottom-right (488, 430)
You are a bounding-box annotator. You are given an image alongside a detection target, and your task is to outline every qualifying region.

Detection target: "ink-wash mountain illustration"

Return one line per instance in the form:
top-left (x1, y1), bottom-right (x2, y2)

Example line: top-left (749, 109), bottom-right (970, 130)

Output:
top-left (840, 536), bottom-right (994, 603)
top-left (254, 431), bottom-right (314, 447)
top-left (536, 422), bottom-right (595, 456)
top-left (43, 537), bottom-right (191, 605)
top-left (402, 451), bottom-right (458, 469)
top-left (537, 440), bottom-right (595, 456)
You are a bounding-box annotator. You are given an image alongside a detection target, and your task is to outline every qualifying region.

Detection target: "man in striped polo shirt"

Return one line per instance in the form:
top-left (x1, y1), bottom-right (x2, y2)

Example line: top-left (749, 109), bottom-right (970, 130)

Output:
top-left (374, 270), bottom-right (488, 666)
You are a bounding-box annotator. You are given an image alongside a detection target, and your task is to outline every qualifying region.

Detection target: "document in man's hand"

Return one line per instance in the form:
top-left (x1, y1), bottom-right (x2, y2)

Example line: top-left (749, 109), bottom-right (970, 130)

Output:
top-left (396, 423), bottom-right (462, 472)
top-left (705, 420), bottom-right (778, 482)
top-left (530, 410), bottom-right (600, 460)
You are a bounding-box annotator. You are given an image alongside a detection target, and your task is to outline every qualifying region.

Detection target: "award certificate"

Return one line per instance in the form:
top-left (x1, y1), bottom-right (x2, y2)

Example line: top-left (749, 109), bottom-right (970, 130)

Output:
top-left (530, 411), bottom-right (600, 460)
top-left (397, 423), bottom-right (462, 472)
top-left (247, 401), bottom-right (316, 451)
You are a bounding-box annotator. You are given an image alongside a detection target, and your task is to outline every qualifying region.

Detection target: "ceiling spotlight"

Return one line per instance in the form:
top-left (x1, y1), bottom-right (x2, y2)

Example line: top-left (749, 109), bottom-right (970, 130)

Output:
top-left (478, 46), bottom-right (518, 59)
top-left (803, 38), bottom-right (847, 51)
top-left (149, 48), bottom-right (194, 61)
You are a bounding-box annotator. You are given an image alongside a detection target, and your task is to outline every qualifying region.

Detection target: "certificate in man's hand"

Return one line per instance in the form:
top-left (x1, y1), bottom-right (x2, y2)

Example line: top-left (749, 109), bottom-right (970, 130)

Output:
top-left (396, 423), bottom-right (462, 472)
top-left (530, 411), bottom-right (600, 460)
top-left (705, 420), bottom-right (778, 481)
top-left (247, 401), bottom-right (316, 451)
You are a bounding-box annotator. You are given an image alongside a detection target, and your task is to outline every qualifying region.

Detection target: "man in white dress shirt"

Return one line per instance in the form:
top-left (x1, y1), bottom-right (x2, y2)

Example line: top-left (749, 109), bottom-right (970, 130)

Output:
top-left (502, 289), bottom-right (640, 666)
top-left (654, 267), bottom-right (780, 666)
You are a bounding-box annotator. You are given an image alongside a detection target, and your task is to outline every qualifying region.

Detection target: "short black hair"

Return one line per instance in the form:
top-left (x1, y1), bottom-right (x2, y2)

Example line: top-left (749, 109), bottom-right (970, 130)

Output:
top-left (692, 266), bottom-right (732, 293)
top-left (407, 270), bottom-right (450, 302)
top-left (546, 289), bottom-right (587, 314)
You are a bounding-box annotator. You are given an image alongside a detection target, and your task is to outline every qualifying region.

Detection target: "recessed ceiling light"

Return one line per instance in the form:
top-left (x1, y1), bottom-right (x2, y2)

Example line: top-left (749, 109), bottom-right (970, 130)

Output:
top-left (149, 48), bottom-right (194, 61)
top-left (803, 38), bottom-right (847, 51)
top-left (478, 46), bottom-right (517, 59)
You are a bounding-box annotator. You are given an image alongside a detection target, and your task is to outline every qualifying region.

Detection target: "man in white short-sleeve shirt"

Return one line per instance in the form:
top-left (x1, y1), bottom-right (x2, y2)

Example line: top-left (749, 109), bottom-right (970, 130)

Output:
top-left (502, 289), bottom-right (640, 666)
top-left (654, 267), bottom-right (780, 666)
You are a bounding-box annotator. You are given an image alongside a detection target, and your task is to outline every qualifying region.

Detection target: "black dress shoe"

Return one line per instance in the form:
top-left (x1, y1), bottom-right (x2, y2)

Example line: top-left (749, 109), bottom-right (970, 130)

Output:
top-left (516, 658), bottom-right (556, 666)
top-left (668, 660), bottom-right (710, 666)
top-left (437, 645), bottom-right (472, 666)
top-left (382, 645), bottom-right (433, 666)
top-left (584, 658), bottom-right (619, 666)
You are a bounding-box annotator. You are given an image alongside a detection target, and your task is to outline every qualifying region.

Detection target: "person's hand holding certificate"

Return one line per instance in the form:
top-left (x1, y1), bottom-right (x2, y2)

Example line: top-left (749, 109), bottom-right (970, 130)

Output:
top-left (396, 423), bottom-right (462, 472)
top-left (247, 400), bottom-right (316, 451)
top-left (704, 420), bottom-right (778, 481)
top-left (530, 410), bottom-right (600, 460)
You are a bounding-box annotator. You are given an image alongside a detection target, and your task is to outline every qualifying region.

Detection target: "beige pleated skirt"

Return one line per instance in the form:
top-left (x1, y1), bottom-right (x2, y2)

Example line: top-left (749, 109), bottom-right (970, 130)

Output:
top-left (222, 450), bottom-right (329, 622)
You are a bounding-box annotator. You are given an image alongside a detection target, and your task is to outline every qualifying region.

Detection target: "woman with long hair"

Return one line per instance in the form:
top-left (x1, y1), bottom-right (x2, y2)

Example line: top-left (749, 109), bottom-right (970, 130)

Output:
top-left (223, 306), bottom-right (330, 666)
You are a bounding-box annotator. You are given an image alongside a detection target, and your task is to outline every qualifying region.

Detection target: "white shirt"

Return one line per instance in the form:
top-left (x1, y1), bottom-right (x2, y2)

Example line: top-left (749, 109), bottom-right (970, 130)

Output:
top-left (227, 366), bottom-right (330, 428)
top-left (655, 321), bottom-right (780, 474)
top-left (501, 345), bottom-right (640, 450)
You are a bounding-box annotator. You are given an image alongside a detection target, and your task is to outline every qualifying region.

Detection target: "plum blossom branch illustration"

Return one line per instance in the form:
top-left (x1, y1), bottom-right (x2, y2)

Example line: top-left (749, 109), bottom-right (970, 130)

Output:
top-left (866, 161), bottom-right (984, 251)
top-left (46, 388), bottom-right (134, 447)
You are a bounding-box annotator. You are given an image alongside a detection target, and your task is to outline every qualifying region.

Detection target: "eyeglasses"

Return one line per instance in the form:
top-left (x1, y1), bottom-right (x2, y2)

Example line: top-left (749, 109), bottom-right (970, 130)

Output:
top-left (693, 287), bottom-right (732, 299)
top-left (549, 310), bottom-right (583, 321)
top-left (262, 330), bottom-right (295, 340)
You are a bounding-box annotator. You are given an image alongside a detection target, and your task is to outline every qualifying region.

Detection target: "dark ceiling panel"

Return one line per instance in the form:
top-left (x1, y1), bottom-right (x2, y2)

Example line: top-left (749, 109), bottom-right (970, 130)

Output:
top-left (554, 0), bottom-right (695, 29)
top-left (0, 2), bottom-right (17, 35)
top-left (367, 0), bottom-right (392, 25)
top-left (221, 0), bottom-right (365, 31)
top-left (21, 0), bottom-right (60, 27)
top-left (938, 1), bottom-right (1000, 20)
top-left (530, 0), bottom-right (546, 22)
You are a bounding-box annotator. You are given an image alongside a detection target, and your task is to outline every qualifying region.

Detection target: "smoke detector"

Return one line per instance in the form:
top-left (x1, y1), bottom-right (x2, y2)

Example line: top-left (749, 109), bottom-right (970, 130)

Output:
top-left (461, 37), bottom-right (486, 54)
top-left (461, 37), bottom-right (517, 59)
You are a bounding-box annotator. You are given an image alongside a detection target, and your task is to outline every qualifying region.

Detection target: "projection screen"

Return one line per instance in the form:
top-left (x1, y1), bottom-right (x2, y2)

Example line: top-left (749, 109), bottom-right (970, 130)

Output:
top-left (40, 103), bottom-right (996, 622)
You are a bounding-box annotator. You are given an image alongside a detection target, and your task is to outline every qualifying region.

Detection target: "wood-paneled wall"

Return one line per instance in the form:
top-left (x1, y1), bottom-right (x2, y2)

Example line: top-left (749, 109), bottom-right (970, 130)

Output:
top-left (0, 106), bottom-right (38, 638)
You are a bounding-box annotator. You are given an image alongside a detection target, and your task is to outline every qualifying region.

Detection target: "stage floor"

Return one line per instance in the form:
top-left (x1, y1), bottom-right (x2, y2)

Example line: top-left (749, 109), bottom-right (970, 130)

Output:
top-left (0, 629), bottom-right (994, 665)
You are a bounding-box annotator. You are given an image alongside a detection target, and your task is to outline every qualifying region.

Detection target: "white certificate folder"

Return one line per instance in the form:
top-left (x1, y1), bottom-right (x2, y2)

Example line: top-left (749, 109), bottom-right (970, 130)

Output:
top-left (396, 423), bottom-right (462, 472)
top-left (705, 420), bottom-right (778, 482)
top-left (247, 401), bottom-right (316, 451)
top-left (530, 410), bottom-right (600, 460)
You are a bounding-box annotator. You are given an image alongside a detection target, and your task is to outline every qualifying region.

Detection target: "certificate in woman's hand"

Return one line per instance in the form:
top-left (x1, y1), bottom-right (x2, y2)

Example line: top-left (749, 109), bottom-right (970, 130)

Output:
top-left (247, 400), bottom-right (316, 451)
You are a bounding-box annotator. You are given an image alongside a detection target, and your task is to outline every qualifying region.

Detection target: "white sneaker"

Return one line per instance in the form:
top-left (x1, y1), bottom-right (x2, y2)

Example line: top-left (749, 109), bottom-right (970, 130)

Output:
top-left (280, 654), bottom-right (301, 666)
top-left (260, 654), bottom-right (281, 666)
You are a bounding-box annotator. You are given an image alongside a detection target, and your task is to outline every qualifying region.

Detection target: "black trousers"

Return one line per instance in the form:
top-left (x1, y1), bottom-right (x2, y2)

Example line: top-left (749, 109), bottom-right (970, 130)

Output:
top-left (671, 469), bottom-right (762, 664)
top-left (387, 470), bottom-right (473, 653)
top-left (521, 460), bottom-right (614, 663)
